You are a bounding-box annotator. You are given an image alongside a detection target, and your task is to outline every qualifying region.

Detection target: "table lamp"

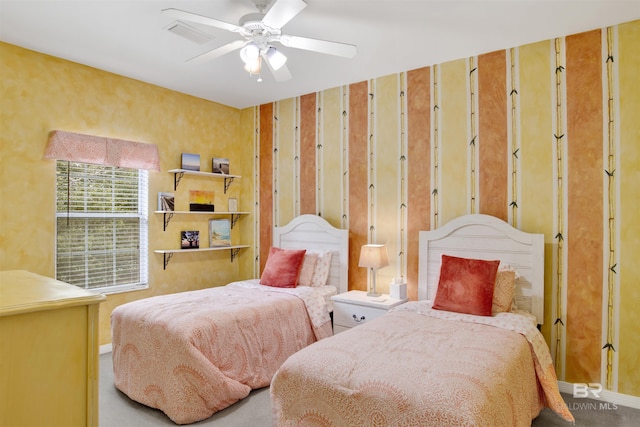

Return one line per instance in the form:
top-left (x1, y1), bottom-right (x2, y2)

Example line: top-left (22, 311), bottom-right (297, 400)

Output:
top-left (358, 244), bottom-right (389, 297)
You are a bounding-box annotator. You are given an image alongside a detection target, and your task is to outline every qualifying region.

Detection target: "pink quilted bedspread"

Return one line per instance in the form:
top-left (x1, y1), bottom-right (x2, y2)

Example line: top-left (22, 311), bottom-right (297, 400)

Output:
top-left (271, 301), bottom-right (574, 426)
top-left (111, 281), bottom-right (332, 424)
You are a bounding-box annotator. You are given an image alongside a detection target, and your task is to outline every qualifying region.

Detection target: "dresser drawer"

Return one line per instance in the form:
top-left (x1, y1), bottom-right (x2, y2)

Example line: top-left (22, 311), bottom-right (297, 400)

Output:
top-left (333, 301), bottom-right (388, 328)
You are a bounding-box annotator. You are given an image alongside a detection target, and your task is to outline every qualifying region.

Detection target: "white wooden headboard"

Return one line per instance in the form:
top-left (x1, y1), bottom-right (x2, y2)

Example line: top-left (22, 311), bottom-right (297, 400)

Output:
top-left (273, 215), bottom-right (349, 295)
top-left (418, 214), bottom-right (545, 325)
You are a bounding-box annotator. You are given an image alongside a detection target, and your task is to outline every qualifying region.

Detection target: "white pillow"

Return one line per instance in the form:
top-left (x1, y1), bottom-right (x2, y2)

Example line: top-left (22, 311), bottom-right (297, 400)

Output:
top-left (297, 252), bottom-right (319, 286)
top-left (308, 250), bottom-right (333, 287)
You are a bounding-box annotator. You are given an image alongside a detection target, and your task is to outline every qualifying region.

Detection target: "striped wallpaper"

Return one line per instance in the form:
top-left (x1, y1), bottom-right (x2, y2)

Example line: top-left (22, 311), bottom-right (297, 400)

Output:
top-left (246, 20), bottom-right (640, 397)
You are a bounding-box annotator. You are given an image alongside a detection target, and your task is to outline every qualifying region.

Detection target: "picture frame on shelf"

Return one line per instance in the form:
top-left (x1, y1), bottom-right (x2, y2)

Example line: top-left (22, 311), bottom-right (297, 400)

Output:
top-left (209, 219), bottom-right (231, 247)
top-left (157, 192), bottom-right (175, 211)
top-left (181, 153), bottom-right (200, 171)
top-left (212, 157), bottom-right (229, 174)
top-left (189, 190), bottom-right (215, 212)
top-left (181, 231), bottom-right (199, 249)
top-left (227, 197), bottom-right (238, 213)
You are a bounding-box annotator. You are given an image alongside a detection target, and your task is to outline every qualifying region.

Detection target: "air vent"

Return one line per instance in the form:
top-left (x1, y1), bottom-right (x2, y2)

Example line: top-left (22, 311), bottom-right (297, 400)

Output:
top-left (165, 21), bottom-right (214, 45)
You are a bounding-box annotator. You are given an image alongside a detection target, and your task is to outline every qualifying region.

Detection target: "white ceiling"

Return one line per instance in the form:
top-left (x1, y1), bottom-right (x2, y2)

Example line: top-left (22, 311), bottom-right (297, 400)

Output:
top-left (2, 1), bottom-right (639, 109)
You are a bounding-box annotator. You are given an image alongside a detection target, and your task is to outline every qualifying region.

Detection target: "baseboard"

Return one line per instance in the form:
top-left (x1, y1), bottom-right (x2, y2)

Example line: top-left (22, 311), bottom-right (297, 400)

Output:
top-left (558, 381), bottom-right (640, 409)
top-left (99, 343), bottom-right (112, 354)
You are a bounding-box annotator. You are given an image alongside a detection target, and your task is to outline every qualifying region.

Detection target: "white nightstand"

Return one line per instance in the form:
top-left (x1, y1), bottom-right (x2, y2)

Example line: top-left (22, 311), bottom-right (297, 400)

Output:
top-left (331, 290), bottom-right (407, 334)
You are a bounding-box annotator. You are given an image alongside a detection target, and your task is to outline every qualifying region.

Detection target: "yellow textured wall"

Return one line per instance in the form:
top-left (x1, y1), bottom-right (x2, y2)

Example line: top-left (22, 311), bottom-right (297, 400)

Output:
top-left (0, 43), bottom-right (254, 345)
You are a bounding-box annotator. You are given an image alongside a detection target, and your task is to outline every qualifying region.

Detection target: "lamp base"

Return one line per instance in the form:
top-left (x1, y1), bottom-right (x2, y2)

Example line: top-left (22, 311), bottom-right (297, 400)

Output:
top-left (367, 269), bottom-right (381, 297)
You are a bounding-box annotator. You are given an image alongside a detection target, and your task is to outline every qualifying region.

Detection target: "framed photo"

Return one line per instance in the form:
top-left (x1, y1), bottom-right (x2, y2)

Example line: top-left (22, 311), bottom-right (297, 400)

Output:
top-left (228, 198), bottom-right (238, 213)
top-left (189, 190), bottom-right (215, 212)
top-left (212, 157), bottom-right (229, 174)
top-left (209, 219), bottom-right (231, 247)
top-left (157, 192), bottom-right (175, 211)
top-left (181, 230), bottom-right (199, 249)
top-left (181, 153), bottom-right (200, 171)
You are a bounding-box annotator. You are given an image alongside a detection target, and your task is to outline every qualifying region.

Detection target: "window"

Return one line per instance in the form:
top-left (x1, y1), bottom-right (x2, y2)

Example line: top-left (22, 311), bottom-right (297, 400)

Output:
top-left (55, 161), bottom-right (148, 293)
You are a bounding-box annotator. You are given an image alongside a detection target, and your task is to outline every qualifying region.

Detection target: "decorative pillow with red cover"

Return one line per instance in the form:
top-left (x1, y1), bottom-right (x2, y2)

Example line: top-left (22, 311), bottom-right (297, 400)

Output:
top-left (260, 247), bottom-right (307, 288)
top-left (432, 254), bottom-right (500, 316)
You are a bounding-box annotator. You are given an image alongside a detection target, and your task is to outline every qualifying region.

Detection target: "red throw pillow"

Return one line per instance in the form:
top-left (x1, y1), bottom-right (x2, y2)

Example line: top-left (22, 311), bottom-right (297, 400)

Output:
top-left (260, 247), bottom-right (307, 288)
top-left (432, 255), bottom-right (499, 316)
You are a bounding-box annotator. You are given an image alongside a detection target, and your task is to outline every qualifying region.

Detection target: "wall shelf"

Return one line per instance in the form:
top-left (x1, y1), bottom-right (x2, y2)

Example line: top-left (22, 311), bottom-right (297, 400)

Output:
top-left (155, 211), bottom-right (249, 231)
top-left (156, 168), bottom-right (248, 270)
top-left (155, 245), bottom-right (250, 269)
top-left (168, 168), bottom-right (240, 193)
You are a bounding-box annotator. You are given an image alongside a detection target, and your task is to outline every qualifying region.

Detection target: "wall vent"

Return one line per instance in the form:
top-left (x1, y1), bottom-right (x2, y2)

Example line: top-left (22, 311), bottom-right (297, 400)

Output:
top-left (165, 21), bottom-right (214, 45)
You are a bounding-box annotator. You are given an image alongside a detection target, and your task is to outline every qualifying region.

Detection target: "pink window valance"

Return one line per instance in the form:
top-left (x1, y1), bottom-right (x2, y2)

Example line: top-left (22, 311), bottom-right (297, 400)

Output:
top-left (44, 130), bottom-right (161, 171)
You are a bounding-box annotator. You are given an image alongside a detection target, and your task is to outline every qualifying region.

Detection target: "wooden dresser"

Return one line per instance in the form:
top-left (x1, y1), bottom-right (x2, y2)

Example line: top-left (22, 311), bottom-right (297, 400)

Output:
top-left (0, 270), bottom-right (106, 427)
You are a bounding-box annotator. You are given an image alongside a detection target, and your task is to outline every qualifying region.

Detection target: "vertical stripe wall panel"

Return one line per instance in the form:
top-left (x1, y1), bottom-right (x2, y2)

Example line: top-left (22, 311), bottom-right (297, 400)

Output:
top-left (300, 93), bottom-right (317, 215)
top-left (516, 40), bottom-right (555, 337)
top-left (259, 103), bottom-right (273, 273)
top-left (348, 81), bottom-right (369, 292)
top-left (478, 50), bottom-right (509, 221)
top-left (565, 29), bottom-right (604, 385)
top-left (373, 74), bottom-right (401, 291)
top-left (407, 67), bottom-right (431, 301)
top-left (276, 99), bottom-right (296, 225)
top-left (439, 58), bottom-right (469, 223)
top-left (319, 87), bottom-right (344, 224)
top-left (617, 20), bottom-right (640, 398)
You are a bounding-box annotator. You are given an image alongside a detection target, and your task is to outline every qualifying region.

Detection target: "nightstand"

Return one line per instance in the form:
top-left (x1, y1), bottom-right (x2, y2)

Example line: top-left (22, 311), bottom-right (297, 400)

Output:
top-left (331, 290), bottom-right (407, 334)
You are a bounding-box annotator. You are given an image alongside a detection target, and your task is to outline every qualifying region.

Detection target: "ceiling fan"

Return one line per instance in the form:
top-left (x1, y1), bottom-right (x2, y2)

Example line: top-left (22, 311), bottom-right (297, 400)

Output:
top-left (162, 0), bottom-right (357, 82)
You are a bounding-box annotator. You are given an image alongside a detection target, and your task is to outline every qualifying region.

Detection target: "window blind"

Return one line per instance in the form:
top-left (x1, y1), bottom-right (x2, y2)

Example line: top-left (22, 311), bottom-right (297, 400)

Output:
top-left (55, 161), bottom-right (148, 292)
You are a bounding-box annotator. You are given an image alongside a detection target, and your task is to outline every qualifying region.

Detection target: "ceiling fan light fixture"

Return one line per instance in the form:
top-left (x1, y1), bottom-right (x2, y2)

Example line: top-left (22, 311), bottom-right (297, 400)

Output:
top-left (265, 46), bottom-right (287, 70)
top-left (239, 42), bottom-right (260, 64)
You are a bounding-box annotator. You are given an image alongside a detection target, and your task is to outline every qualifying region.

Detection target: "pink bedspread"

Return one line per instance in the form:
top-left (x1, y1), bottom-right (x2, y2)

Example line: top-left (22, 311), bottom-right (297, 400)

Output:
top-left (111, 280), bottom-right (332, 424)
top-left (271, 301), bottom-right (574, 426)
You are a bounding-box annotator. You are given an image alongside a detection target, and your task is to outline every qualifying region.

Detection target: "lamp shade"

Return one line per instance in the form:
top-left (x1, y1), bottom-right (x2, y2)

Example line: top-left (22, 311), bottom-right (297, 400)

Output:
top-left (358, 244), bottom-right (389, 269)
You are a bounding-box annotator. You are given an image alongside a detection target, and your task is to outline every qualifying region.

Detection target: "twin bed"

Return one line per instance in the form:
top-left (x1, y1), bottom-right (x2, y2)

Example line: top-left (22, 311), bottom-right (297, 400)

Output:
top-left (111, 214), bottom-right (348, 424)
top-left (270, 214), bottom-right (573, 425)
top-left (111, 214), bottom-right (574, 425)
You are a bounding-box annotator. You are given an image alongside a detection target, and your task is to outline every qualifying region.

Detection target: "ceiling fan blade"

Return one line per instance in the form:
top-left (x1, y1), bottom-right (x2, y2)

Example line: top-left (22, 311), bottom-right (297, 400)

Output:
top-left (162, 8), bottom-right (243, 33)
top-left (279, 34), bottom-right (357, 58)
top-left (264, 57), bottom-right (293, 82)
top-left (187, 40), bottom-right (246, 64)
top-left (262, 0), bottom-right (307, 29)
